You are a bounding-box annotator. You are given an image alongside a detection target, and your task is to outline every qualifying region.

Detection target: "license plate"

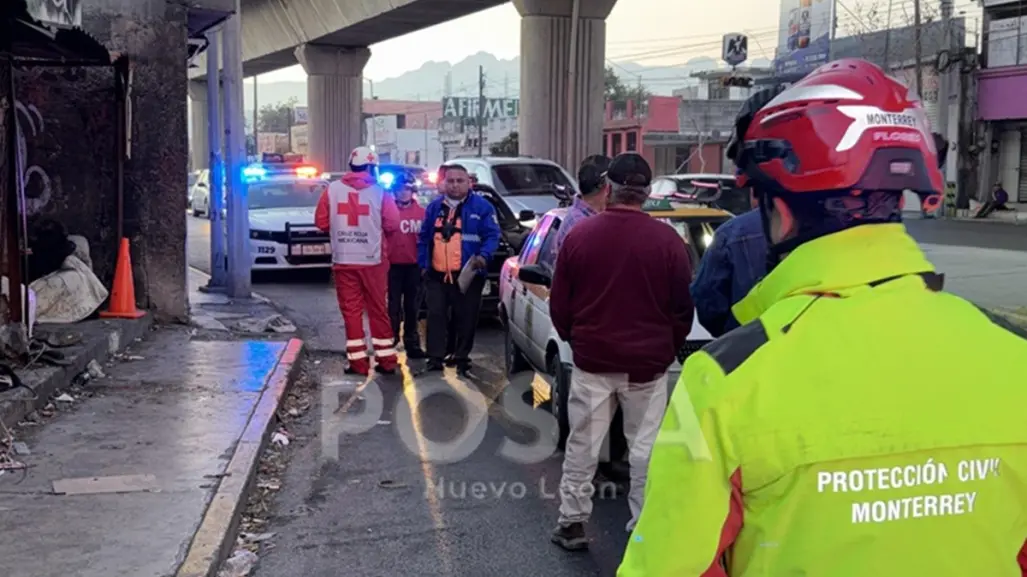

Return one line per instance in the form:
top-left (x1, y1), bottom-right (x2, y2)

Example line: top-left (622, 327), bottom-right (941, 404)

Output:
top-left (292, 243), bottom-right (329, 256)
top-left (482, 281), bottom-right (492, 296)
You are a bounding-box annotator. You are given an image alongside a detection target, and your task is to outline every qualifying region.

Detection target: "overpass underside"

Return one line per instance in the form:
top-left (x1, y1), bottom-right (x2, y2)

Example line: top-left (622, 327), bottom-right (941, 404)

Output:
top-left (190, 0), bottom-right (618, 172)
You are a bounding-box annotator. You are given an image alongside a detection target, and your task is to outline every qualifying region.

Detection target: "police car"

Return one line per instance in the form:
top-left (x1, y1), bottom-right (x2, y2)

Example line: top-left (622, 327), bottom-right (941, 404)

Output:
top-left (242, 161), bottom-right (333, 271)
top-left (499, 194), bottom-right (732, 449)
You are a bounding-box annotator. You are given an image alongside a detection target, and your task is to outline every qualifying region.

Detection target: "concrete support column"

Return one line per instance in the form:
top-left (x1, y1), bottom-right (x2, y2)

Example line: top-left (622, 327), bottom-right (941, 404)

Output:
top-left (188, 80), bottom-right (209, 171)
top-left (295, 45), bottom-right (370, 171)
top-left (515, 0), bottom-right (616, 168)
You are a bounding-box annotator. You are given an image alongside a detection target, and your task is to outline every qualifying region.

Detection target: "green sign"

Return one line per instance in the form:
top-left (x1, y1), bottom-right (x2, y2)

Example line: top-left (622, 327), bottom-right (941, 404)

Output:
top-left (642, 198), bottom-right (673, 211)
top-left (442, 97), bottom-right (519, 120)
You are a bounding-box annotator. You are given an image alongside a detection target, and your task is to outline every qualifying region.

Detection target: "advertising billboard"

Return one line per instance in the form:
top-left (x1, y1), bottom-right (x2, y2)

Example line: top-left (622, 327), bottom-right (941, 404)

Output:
top-left (26, 0), bottom-right (82, 27)
top-left (441, 97), bottom-right (519, 120)
top-left (774, 0), bottom-right (835, 77)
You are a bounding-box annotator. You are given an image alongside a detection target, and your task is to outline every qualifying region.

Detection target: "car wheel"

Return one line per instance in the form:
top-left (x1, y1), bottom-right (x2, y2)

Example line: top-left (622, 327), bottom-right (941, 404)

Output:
top-left (548, 353), bottom-right (571, 452)
top-left (504, 325), bottom-right (530, 375)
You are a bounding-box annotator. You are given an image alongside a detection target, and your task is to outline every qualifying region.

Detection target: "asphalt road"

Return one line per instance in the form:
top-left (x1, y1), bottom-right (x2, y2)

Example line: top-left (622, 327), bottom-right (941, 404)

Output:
top-left (185, 214), bottom-right (1027, 576)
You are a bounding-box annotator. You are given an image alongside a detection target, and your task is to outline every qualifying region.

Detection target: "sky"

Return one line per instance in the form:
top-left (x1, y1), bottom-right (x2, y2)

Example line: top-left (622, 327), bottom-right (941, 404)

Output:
top-left (251, 0), bottom-right (784, 84)
top-left (244, 0), bottom-right (983, 86)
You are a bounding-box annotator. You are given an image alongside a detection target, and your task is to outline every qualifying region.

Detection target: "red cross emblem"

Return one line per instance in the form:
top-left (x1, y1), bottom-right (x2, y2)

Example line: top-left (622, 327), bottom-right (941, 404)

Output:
top-left (336, 192), bottom-right (370, 226)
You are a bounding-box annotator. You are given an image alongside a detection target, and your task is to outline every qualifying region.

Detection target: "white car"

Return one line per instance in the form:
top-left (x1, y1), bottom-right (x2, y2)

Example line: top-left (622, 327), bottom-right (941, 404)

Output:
top-left (498, 197), bottom-right (731, 450)
top-left (246, 176), bottom-right (332, 271)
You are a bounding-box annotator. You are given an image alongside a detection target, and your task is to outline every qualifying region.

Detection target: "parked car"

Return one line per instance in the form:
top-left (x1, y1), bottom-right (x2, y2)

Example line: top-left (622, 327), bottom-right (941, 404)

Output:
top-left (189, 169), bottom-right (213, 216)
top-left (442, 156), bottom-right (577, 225)
top-left (499, 195), bottom-right (732, 456)
top-left (188, 170), bottom-right (200, 207)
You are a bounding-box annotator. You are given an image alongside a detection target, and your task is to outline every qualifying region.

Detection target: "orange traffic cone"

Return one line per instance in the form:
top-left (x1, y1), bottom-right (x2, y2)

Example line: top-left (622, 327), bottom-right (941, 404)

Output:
top-left (100, 238), bottom-right (145, 319)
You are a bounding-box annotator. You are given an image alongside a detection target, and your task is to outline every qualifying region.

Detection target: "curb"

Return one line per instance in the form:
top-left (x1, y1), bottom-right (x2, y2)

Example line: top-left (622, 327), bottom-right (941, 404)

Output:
top-left (0, 315), bottom-right (153, 427)
top-left (175, 337), bottom-right (305, 577)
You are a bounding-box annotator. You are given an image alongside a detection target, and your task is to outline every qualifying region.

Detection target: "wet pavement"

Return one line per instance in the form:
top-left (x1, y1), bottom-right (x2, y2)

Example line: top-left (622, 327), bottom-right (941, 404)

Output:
top-left (183, 214), bottom-right (1027, 577)
top-left (0, 327), bottom-right (293, 577)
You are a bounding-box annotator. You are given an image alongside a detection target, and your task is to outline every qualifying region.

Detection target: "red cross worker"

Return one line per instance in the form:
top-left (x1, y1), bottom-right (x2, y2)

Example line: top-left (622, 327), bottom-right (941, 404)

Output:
top-left (315, 146), bottom-right (401, 375)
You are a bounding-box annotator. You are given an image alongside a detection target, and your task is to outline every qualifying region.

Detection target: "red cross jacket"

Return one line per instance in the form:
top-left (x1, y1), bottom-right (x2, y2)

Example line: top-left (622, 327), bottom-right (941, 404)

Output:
top-left (315, 171), bottom-right (400, 269)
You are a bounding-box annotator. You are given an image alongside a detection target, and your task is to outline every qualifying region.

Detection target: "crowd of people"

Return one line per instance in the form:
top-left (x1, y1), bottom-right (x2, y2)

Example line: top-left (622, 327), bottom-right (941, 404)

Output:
top-left (317, 58), bottom-right (1027, 576)
top-left (314, 153), bottom-right (499, 378)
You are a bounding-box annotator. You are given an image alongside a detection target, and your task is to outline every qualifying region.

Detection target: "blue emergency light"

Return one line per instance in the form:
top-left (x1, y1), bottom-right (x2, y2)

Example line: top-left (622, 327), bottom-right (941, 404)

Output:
top-left (243, 164), bottom-right (267, 179)
top-left (378, 172), bottom-right (396, 189)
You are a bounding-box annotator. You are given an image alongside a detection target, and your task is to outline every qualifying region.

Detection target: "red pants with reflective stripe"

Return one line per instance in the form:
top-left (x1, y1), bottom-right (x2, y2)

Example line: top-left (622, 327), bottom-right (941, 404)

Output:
top-left (332, 263), bottom-right (397, 374)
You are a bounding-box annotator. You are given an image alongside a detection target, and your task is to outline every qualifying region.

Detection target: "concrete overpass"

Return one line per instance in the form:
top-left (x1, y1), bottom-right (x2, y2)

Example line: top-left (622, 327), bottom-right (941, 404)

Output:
top-left (189, 0), bottom-right (617, 171)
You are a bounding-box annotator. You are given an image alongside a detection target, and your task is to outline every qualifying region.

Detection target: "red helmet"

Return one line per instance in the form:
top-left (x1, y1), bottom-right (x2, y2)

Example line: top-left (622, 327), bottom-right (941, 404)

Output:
top-left (736, 59), bottom-right (943, 208)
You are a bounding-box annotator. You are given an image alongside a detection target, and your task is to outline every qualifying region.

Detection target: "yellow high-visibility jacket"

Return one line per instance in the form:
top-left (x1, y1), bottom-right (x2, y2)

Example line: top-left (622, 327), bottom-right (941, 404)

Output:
top-left (619, 223), bottom-right (1027, 577)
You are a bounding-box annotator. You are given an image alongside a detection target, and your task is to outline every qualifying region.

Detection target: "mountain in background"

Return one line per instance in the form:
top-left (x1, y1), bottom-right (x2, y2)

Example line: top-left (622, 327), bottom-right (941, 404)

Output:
top-left (244, 51), bottom-right (773, 109)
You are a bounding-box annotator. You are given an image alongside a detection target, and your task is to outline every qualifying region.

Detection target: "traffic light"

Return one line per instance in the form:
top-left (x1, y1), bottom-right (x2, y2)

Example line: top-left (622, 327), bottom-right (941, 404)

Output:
top-left (722, 76), bottom-right (754, 88)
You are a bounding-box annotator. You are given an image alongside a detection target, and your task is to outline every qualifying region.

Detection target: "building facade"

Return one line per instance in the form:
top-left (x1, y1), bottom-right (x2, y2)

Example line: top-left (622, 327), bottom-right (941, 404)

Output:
top-left (978, 0), bottom-right (1027, 202)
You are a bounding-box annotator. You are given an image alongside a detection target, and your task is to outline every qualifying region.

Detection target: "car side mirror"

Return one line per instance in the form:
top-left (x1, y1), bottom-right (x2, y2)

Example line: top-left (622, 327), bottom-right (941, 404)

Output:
top-left (517, 209), bottom-right (535, 222)
top-left (518, 264), bottom-right (551, 287)
top-left (197, 181), bottom-right (208, 188)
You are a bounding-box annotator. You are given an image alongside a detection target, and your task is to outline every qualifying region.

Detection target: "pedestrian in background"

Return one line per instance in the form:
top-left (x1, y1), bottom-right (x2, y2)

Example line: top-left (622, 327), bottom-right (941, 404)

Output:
top-left (544, 154), bottom-right (611, 267)
top-left (548, 152), bottom-right (694, 550)
top-left (690, 187), bottom-right (766, 338)
top-left (417, 164), bottom-right (500, 376)
top-left (387, 173), bottom-right (426, 359)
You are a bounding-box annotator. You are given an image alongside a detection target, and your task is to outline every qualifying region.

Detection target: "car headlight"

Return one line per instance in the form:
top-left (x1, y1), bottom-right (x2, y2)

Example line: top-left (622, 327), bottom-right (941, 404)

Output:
top-left (250, 229), bottom-right (274, 241)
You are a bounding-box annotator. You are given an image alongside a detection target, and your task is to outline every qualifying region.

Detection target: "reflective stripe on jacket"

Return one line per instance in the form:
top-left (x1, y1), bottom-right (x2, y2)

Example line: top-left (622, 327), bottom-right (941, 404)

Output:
top-left (431, 204), bottom-right (463, 280)
top-left (620, 223), bottom-right (1027, 577)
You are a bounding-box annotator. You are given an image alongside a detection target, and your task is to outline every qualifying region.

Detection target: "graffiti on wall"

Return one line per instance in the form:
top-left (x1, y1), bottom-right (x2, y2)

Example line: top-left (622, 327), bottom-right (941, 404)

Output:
top-left (15, 100), bottom-right (53, 215)
top-left (26, 0), bottom-right (82, 28)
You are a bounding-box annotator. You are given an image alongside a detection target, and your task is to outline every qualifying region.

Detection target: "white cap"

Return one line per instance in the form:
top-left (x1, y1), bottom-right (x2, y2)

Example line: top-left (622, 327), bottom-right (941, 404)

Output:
top-left (349, 146), bottom-right (379, 167)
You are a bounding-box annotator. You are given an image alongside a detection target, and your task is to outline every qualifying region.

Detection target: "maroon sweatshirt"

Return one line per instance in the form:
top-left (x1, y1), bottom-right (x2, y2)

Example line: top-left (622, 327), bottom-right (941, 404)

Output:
top-left (549, 206), bottom-right (695, 382)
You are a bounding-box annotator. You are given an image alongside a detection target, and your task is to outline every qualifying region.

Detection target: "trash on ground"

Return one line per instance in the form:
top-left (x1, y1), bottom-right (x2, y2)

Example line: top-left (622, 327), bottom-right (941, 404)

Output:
top-left (85, 359), bottom-right (105, 378)
top-left (236, 314), bottom-right (297, 334)
top-left (270, 431), bottom-right (289, 446)
top-left (52, 473), bottom-right (158, 495)
top-left (11, 441), bottom-right (30, 455)
top-left (54, 393), bottom-right (74, 403)
top-left (219, 549), bottom-right (259, 577)
top-left (240, 531), bottom-right (275, 543)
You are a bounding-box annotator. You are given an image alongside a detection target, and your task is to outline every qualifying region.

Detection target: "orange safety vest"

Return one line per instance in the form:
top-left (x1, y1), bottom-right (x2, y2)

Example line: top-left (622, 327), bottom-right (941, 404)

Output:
top-left (431, 203), bottom-right (463, 282)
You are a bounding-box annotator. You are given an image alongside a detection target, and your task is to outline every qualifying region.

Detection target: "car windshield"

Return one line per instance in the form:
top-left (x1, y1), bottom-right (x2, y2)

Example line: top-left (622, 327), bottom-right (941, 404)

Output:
top-left (672, 177), bottom-right (750, 215)
top-left (248, 181), bottom-right (325, 210)
top-left (188, 173), bottom-right (198, 186)
top-left (492, 163), bottom-right (573, 196)
top-left (655, 215), bottom-right (731, 262)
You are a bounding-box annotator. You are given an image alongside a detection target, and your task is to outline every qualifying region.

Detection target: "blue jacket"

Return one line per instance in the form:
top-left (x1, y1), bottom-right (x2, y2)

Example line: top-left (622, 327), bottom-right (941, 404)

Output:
top-left (689, 209), bottom-right (767, 337)
top-left (417, 192), bottom-right (501, 275)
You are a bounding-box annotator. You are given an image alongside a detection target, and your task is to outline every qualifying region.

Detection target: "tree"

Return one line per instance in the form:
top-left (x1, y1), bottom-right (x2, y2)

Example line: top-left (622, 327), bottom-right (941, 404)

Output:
top-left (257, 96), bottom-right (298, 134)
top-left (604, 66), bottom-right (651, 104)
top-left (490, 131), bottom-right (518, 156)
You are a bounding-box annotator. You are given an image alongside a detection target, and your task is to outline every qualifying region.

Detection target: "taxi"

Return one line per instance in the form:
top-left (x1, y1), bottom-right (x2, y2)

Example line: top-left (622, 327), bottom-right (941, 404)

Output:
top-left (498, 195), bottom-right (730, 449)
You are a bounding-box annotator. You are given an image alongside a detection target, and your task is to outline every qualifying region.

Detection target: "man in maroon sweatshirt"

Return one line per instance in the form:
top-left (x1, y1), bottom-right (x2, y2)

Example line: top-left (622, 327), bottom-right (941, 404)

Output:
top-left (387, 174), bottom-right (426, 358)
top-left (548, 152), bottom-right (695, 551)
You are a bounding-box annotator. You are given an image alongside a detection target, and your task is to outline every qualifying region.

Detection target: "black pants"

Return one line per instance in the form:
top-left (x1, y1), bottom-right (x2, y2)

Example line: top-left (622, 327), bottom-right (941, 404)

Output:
top-left (388, 263), bottom-right (423, 351)
top-left (426, 274), bottom-right (485, 366)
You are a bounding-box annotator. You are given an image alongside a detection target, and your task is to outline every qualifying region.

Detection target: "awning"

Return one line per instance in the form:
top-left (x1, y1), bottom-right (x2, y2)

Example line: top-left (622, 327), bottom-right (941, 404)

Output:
top-left (1, 1), bottom-right (110, 63)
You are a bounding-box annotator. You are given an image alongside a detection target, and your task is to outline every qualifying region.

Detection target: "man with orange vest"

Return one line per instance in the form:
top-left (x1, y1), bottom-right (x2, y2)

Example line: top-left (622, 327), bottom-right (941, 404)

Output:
top-left (417, 164), bottom-right (501, 376)
top-left (315, 146), bottom-right (401, 375)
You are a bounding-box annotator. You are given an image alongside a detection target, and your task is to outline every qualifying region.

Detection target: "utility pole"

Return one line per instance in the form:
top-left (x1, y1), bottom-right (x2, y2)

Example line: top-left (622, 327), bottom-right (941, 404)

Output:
top-left (477, 65), bottom-right (485, 157)
top-left (205, 29), bottom-right (226, 289)
top-left (936, 0), bottom-right (954, 215)
top-left (883, 0), bottom-right (894, 70)
top-left (913, 0), bottom-right (924, 99)
top-left (368, 78), bottom-right (376, 148)
top-left (252, 74), bottom-right (258, 156)
top-left (221, 3), bottom-right (251, 298)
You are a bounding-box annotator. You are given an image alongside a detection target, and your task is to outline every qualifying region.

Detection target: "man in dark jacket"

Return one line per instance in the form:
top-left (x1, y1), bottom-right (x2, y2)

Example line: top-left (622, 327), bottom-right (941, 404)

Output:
top-left (548, 153), bottom-right (694, 550)
top-left (690, 190), bottom-right (767, 337)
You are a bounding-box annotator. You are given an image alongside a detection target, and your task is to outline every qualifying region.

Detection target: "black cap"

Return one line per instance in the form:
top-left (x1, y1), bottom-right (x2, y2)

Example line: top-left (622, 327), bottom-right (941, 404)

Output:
top-left (606, 153), bottom-right (652, 187)
top-left (578, 154), bottom-right (611, 194)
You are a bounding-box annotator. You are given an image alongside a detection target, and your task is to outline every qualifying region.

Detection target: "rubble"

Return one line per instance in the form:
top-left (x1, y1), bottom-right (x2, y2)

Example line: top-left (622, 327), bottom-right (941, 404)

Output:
top-left (236, 314), bottom-right (297, 334)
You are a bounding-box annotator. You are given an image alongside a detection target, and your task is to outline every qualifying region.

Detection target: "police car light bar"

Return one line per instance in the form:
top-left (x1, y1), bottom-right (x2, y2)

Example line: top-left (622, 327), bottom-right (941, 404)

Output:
top-left (378, 172), bottom-right (396, 188)
top-left (243, 165), bottom-right (267, 179)
top-left (295, 165), bottom-right (318, 178)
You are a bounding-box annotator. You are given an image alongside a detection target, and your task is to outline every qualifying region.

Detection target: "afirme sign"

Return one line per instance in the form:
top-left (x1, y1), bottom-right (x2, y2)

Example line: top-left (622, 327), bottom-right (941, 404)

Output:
top-left (442, 97), bottom-right (519, 120)
top-left (26, 0), bottom-right (82, 27)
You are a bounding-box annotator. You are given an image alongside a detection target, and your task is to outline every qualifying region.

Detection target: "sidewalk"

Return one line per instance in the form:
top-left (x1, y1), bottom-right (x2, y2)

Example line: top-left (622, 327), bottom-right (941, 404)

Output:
top-left (0, 270), bottom-right (305, 577)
